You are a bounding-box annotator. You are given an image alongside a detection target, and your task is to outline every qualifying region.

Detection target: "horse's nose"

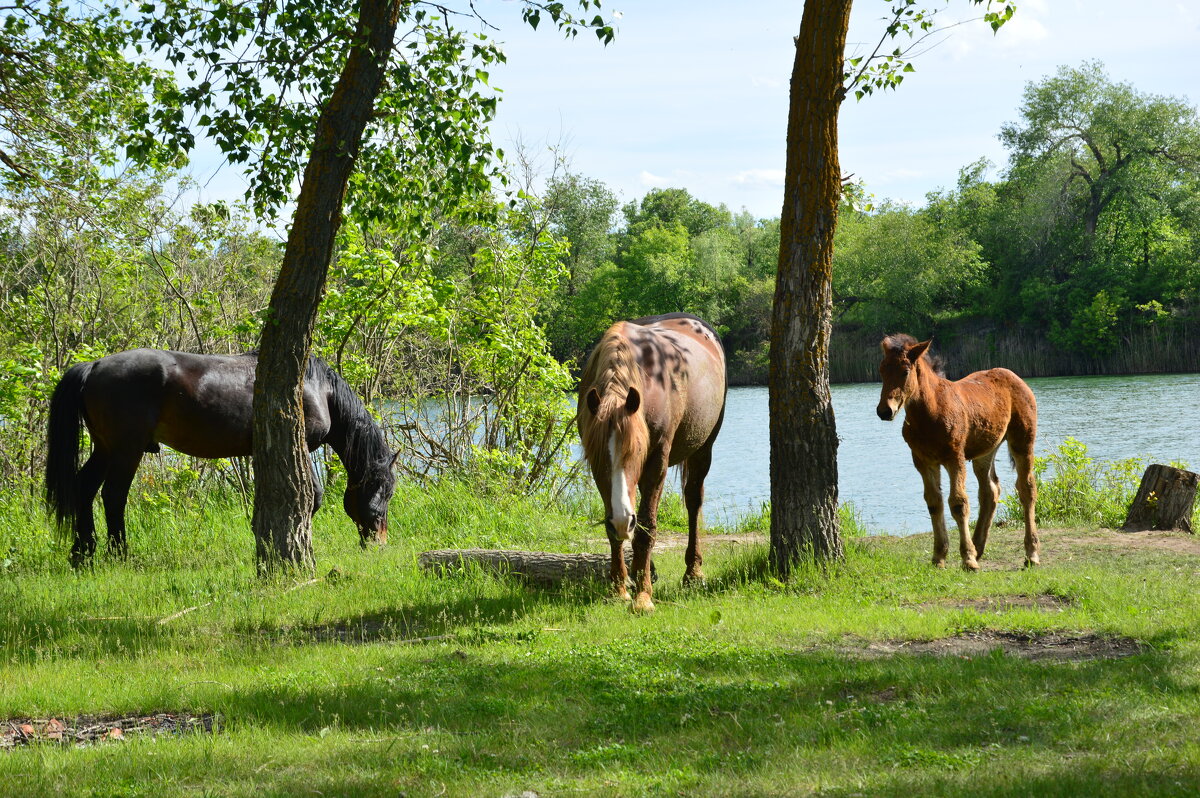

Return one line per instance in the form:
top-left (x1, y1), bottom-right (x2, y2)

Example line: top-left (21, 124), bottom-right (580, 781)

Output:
top-left (610, 512), bottom-right (636, 541)
top-left (877, 404), bottom-right (894, 421)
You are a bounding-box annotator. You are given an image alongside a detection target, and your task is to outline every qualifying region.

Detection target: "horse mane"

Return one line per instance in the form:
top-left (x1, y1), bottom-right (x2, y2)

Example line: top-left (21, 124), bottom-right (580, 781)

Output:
top-left (882, 333), bottom-right (947, 378)
top-left (580, 326), bottom-right (649, 471)
top-left (306, 356), bottom-right (394, 480)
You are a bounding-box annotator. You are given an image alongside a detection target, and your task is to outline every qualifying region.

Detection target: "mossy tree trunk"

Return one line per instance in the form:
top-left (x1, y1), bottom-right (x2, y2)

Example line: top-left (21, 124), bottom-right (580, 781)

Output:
top-left (769, 0), bottom-right (852, 574)
top-left (252, 0), bottom-right (404, 572)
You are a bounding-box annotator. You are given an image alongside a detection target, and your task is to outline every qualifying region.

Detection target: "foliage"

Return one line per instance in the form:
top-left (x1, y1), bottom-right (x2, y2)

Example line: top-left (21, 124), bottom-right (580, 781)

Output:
top-left (1002, 437), bottom-right (1150, 529)
top-left (833, 200), bottom-right (987, 334)
top-left (0, 1), bottom-right (177, 184)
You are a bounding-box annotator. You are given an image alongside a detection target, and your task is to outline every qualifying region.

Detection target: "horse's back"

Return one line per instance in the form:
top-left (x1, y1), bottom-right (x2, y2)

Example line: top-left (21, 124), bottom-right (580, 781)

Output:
top-left (626, 314), bottom-right (726, 462)
top-left (955, 367), bottom-right (1036, 456)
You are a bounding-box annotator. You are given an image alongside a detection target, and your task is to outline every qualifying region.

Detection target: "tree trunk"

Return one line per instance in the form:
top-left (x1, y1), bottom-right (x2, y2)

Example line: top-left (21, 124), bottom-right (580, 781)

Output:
top-left (418, 548), bottom-right (653, 586)
top-left (768, 0), bottom-right (852, 575)
top-left (252, 0), bottom-right (403, 573)
top-left (1122, 464), bottom-right (1198, 534)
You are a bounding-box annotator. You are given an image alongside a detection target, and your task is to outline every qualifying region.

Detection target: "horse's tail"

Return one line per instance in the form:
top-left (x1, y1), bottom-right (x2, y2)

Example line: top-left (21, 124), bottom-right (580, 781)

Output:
top-left (45, 361), bottom-right (93, 535)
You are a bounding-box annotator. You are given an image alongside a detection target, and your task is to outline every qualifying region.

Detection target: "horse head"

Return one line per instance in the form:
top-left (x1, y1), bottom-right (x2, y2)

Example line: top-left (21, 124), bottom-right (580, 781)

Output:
top-left (584, 385), bottom-right (647, 542)
top-left (344, 450), bottom-right (399, 547)
top-left (877, 334), bottom-right (932, 421)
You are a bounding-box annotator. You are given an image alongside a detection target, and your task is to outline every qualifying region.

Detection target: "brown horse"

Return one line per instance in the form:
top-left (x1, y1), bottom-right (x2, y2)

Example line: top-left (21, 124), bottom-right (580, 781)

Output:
top-left (578, 313), bottom-right (726, 613)
top-left (876, 334), bottom-right (1039, 569)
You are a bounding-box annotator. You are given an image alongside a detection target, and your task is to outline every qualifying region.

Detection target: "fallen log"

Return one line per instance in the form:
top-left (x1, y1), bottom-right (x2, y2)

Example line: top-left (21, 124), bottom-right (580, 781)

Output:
top-left (418, 548), bottom-right (654, 585)
top-left (1122, 463), bottom-right (1199, 534)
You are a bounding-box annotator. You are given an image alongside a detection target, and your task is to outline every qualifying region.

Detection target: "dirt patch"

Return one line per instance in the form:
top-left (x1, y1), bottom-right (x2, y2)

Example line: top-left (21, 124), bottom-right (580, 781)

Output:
top-left (1058, 527), bottom-right (1200, 557)
top-left (1, 713), bottom-right (216, 750)
top-left (839, 630), bottom-right (1143, 662)
top-left (908, 593), bottom-right (1072, 613)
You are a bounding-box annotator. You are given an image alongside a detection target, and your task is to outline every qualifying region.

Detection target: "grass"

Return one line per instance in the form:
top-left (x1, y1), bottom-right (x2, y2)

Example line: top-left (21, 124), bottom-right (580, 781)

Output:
top-left (2, 479), bottom-right (1200, 796)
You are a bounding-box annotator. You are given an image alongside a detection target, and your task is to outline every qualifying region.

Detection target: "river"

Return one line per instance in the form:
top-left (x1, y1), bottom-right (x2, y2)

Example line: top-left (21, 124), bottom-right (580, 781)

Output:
top-left (702, 373), bottom-right (1200, 534)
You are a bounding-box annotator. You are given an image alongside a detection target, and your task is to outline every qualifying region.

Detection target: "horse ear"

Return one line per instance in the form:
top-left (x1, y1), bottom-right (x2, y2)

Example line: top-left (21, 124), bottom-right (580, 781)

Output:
top-left (586, 388), bottom-right (601, 415)
top-left (389, 449), bottom-right (401, 469)
top-left (908, 338), bottom-right (933, 363)
top-left (625, 387), bottom-right (641, 414)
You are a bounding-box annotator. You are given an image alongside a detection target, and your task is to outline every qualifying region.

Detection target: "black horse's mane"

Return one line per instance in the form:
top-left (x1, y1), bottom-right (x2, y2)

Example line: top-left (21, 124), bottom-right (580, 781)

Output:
top-left (303, 356), bottom-right (393, 474)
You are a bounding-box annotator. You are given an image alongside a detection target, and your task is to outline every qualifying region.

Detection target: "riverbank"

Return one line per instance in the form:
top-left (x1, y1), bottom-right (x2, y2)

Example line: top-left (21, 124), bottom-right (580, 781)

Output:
top-left (726, 324), bottom-right (1200, 385)
top-left (3, 488), bottom-right (1199, 797)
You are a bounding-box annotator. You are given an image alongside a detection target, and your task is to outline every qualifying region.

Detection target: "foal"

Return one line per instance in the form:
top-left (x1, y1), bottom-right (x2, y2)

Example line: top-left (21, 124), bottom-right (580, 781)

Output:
top-left (876, 335), bottom-right (1039, 569)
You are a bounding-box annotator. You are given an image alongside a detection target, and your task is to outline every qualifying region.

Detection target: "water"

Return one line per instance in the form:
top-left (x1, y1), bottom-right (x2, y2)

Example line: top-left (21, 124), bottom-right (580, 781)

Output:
top-left (703, 373), bottom-right (1200, 534)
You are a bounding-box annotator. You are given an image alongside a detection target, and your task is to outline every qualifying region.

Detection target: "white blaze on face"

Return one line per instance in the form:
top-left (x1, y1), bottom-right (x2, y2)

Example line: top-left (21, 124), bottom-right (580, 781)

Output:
top-left (608, 431), bottom-right (635, 540)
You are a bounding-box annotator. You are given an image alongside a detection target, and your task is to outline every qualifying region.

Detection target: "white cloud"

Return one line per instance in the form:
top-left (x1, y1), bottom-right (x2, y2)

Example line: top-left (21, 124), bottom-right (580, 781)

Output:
top-left (999, 15), bottom-right (1049, 48)
top-left (639, 170), bottom-right (670, 187)
top-left (733, 168), bottom-right (786, 187)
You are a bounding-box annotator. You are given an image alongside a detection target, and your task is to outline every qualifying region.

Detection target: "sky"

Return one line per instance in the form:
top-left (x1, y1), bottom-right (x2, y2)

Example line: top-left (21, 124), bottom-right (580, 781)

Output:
top-left (188, 0), bottom-right (1200, 221)
top-left (480, 0), bottom-right (1200, 218)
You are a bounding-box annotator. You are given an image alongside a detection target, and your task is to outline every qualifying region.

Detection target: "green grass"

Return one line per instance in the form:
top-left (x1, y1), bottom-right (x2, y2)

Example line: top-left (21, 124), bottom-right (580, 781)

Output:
top-left (3, 480), bottom-right (1200, 796)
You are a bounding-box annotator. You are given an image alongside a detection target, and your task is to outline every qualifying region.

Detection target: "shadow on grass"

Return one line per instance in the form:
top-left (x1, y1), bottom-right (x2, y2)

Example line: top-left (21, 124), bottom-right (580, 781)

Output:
top-left (156, 640), bottom-right (1197, 796)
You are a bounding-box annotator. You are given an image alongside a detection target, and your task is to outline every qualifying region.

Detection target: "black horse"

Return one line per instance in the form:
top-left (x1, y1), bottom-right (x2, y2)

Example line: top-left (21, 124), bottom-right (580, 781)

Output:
top-left (45, 349), bottom-right (396, 566)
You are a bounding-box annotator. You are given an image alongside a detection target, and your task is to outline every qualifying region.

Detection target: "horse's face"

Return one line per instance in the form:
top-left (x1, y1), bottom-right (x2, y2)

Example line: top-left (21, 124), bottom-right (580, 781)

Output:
top-left (586, 386), bottom-right (644, 542)
top-left (877, 338), bottom-right (931, 421)
top-left (344, 462), bottom-right (396, 546)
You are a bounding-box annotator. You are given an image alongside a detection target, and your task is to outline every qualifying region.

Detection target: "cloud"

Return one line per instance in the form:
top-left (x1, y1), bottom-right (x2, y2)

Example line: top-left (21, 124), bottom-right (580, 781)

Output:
top-left (733, 168), bottom-right (786, 187)
top-left (639, 170), bottom-right (670, 187)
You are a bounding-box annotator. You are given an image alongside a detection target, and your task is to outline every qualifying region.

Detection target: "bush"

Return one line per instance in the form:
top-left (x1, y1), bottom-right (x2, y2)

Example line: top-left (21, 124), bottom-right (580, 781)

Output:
top-left (1004, 437), bottom-right (1148, 528)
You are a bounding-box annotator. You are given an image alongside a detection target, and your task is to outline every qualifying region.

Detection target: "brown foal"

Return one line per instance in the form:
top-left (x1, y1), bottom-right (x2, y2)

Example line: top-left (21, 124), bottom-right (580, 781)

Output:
top-left (877, 334), bottom-right (1040, 569)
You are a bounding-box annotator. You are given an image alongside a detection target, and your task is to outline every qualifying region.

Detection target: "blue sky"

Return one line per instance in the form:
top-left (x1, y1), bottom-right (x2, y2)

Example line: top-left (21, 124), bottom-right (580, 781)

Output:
top-left (189, 1), bottom-right (1200, 221)
top-left (482, 0), bottom-right (1200, 218)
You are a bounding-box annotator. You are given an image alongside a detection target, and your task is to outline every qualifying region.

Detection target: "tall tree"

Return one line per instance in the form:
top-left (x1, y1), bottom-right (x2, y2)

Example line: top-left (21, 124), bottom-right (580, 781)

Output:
top-left (1001, 62), bottom-right (1200, 243)
top-left (140, 0), bottom-right (614, 571)
top-left (770, 0), bottom-right (1013, 575)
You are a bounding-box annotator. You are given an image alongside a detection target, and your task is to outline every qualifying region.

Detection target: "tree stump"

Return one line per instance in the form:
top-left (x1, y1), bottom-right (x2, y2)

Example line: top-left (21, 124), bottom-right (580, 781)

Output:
top-left (418, 549), bottom-right (654, 586)
top-left (1122, 464), bottom-right (1199, 534)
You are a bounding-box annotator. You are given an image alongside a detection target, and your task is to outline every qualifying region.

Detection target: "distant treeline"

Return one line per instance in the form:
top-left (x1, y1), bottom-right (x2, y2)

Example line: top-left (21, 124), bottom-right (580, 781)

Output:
top-left (537, 63), bottom-right (1200, 383)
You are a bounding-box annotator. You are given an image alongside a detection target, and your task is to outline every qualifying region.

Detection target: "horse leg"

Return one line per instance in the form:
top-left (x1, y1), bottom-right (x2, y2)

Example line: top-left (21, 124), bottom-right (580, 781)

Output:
top-left (631, 451), bottom-right (668, 614)
top-left (70, 452), bottom-right (107, 568)
top-left (947, 458), bottom-right (979, 571)
top-left (609, 535), bottom-right (630, 601)
top-left (101, 452), bottom-right (143, 558)
top-left (681, 444), bottom-right (714, 586)
top-left (916, 459), bottom-right (949, 567)
top-left (971, 447), bottom-right (1002, 560)
top-left (1011, 444), bottom-right (1040, 566)
top-left (311, 459), bottom-right (325, 517)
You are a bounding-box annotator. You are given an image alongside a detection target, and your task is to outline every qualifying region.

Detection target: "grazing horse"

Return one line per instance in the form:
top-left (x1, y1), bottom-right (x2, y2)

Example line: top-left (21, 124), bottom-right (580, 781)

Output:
top-left (578, 313), bottom-right (727, 613)
top-left (45, 349), bottom-right (397, 566)
top-left (876, 334), bottom-right (1039, 569)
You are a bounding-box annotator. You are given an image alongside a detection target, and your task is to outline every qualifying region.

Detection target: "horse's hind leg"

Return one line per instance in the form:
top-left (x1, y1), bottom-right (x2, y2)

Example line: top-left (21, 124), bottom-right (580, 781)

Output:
top-left (70, 452), bottom-right (107, 568)
top-left (681, 445), bottom-right (714, 586)
top-left (971, 447), bottom-right (1002, 560)
top-left (101, 451), bottom-right (143, 558)
top-left (916, 459), bottom-right (950, 567)
top-left (946, 458), bottom-right (980, 571)
top-left (1010, 442), bottom-right (1040, 566)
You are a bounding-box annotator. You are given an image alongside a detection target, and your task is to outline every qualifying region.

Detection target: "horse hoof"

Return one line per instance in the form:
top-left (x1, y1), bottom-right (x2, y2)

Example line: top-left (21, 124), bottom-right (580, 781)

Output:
top-left (1024, 556), bottom-right (1040, 568)
top-left (962, 559), bottom-right (981, 572)
top-left (630, 594), bottom-right (655, 614)
top-left (933, 560), bottom-right (947, 569)
top-left (682, 572), bottom-right (706, 588)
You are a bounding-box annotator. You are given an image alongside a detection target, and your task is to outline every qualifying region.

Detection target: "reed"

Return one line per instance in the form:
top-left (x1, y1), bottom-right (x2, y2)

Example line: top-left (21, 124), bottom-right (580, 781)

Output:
top-left (831, 323), bottom-right (1200, 383)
